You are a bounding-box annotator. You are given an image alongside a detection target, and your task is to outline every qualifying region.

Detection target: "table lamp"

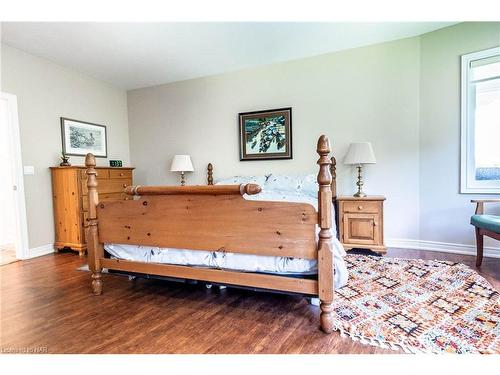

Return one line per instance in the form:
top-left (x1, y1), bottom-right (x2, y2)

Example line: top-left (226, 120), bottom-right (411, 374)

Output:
top-left (170, 155), bottom-right (194, 186)
top-left (344, 142), bottom-right (376, 197)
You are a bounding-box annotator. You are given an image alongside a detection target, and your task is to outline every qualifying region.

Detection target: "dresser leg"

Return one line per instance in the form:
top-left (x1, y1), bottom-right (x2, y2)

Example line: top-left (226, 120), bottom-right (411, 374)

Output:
top-left (78, 249), bottom-right (86, 257)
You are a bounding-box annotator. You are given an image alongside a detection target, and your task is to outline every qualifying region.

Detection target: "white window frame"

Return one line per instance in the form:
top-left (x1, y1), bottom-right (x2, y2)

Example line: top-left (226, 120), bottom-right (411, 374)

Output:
top-left (460, 46), bottom-right (500, 194)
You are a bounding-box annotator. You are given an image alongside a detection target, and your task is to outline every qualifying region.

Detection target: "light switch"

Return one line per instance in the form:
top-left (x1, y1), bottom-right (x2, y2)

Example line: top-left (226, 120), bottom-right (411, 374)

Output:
top-left (23, 166), bottom-right (35, 175)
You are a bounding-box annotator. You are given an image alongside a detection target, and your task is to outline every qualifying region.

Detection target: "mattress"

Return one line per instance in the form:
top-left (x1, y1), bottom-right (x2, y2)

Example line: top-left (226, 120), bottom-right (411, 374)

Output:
top-left (104, 177), bottom-right (349, 289)
top-left (104, 243), bottom-right (319, 275)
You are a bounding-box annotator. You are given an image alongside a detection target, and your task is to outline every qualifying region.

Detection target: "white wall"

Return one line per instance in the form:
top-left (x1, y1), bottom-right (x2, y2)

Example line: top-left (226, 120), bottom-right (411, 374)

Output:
top-left (1, 44), bottom-right (131, 251)
top-left (128, 22), bottom-right (500, 252)
top-left (419, 22), bottom-right (500, 249)
top-left (2, 22), bottom-right (498, 255)
top-left (128, 37), bottom-right (422, 241)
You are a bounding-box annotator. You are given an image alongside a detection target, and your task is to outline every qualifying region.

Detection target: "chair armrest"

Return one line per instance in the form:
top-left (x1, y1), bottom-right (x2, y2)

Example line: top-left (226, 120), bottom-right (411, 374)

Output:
top-left (471, 199), bottom-right (500, 215)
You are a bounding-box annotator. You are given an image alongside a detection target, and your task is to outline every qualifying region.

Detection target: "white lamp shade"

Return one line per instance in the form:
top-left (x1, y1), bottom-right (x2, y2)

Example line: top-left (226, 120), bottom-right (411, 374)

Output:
top-left (170, 155), bottom-right (194, 172)
top-left (344, 142), bottom-right (376, 165)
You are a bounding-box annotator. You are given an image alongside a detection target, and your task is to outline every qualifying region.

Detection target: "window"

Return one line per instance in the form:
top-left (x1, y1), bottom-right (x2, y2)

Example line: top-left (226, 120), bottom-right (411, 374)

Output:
top-left (461, 46), bottom-right (500, 194)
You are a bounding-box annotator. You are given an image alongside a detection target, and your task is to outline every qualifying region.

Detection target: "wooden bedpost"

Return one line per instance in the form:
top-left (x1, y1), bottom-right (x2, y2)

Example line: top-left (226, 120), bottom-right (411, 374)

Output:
top-left (330, 156), bottom-right (337, 200)
top-left (207, 163), bottom-right (214, 185)
top-left (85, 153), bottom-right (104, 295)
top-left (317, 135), bottom-right (334, 333)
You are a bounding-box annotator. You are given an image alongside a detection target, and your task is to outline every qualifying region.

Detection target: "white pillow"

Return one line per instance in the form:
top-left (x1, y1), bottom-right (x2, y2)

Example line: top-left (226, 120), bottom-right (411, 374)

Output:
top-left (215, 175), bottom-right (268, 186)
top-left (297, 174), bottom-right (318, 198)
top-left (264, 174), bottom-right (318, 197)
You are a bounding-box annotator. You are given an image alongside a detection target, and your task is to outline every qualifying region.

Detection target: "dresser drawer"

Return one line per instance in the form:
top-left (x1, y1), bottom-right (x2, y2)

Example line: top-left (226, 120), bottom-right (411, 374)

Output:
top-left (82, 192), bottom-right (132, 211)
top-left (342, 201), bottom-right (380, 214)
top-left (109, 169), bottom-right (133, 179)
top-left (80, 169), bottom-right (109, 180)
top-left (81, 178), bottom-right (132, 194)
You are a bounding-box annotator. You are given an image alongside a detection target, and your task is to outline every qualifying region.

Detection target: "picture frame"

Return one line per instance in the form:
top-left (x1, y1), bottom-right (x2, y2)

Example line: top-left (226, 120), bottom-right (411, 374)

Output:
top-left (60, 117), bottom-right (107, 158)
top-left (239, 107), bottom-right (292, 161)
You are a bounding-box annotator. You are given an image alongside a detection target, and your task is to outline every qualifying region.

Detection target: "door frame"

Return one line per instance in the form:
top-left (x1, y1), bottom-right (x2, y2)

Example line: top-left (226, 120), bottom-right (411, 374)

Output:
top-left (1, 92), bottom-right (29, 259)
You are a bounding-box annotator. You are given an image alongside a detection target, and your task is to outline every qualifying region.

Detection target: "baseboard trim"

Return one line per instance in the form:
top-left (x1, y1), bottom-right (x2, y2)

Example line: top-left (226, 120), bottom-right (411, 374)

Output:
top-left (386, 238), bottom-right (500, 259)
top-left (27, 244), bottom-right (54, 259)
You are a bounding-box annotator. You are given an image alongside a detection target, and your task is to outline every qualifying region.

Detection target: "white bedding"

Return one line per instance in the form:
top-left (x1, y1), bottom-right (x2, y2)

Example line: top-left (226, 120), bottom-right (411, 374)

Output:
top-left (105, 174), bottom-right (348, 289)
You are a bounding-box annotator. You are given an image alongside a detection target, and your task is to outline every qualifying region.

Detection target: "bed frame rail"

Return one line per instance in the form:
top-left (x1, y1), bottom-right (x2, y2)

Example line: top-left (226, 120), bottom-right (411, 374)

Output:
top-left (124, 184), bottom-right (262, 196)
top-left (100, 258), bottom-right (318, 295)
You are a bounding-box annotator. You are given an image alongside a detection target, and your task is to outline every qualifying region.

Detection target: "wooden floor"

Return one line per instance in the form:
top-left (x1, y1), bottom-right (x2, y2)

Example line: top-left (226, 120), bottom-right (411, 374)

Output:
top-left (0, 244), bottom-right (18, 266)
top-left (1, 248), bottom-right (498, 354)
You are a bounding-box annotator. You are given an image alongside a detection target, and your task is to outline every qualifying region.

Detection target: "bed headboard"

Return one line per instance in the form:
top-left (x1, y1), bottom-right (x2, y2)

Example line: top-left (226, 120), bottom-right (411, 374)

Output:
top-left (207, 163), bottom-right (214, 185)
top-left (330, 156), bottom-right (337, 200)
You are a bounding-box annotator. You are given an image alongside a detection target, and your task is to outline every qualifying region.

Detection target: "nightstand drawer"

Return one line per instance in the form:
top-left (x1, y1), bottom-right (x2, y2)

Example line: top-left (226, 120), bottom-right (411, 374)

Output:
top-left (342, 201), bottom-right (380, 214)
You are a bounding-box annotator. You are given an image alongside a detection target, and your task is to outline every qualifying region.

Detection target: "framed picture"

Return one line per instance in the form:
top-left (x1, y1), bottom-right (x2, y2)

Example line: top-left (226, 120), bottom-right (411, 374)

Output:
top-left (239, 107), bottom-right (292, 161)
top-left (60, 117), bottom-right (107, 158)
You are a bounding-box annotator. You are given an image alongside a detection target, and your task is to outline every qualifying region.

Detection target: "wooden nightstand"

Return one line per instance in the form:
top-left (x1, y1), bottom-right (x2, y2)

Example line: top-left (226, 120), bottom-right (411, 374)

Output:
top-left (336, 195), bottom-right (386, 254)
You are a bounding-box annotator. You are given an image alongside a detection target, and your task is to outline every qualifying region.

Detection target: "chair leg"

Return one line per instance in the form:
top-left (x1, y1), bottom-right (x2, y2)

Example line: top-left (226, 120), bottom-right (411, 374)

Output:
top-left (475, 227), bottom-right (484, 267)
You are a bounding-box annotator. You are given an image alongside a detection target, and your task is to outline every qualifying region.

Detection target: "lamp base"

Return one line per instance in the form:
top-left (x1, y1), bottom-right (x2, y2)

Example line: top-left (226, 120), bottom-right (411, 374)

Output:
top-left (353, 165), bottom-right (367, 198)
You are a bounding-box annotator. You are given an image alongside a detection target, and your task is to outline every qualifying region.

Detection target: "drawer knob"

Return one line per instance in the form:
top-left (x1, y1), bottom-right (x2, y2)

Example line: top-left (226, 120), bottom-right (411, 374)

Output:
top-left (123, 184), bottom-right (127, 188)
top-left (373, 222), bottom-right (378, 226)
top-left (120, 172), bottom-right (124, 176)
top-left (358, 205), bottom-right (363, 210)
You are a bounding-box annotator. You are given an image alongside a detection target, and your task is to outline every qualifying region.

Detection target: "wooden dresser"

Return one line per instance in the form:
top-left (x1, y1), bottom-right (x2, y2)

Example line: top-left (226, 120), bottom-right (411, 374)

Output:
top-left (336, 195), bottom-right (386, 254)
top-left (50, 166), bottom-right (135, 256)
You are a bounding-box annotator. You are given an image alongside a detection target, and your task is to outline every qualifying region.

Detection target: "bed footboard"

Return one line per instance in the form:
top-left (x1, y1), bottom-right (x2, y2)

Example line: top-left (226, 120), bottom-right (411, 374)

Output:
top-left (84, 134), bottom-right (335, 333)
top-left (85, 154), bottom-right (104, 295)
top-left (317, 135), bottom-right (335, 333)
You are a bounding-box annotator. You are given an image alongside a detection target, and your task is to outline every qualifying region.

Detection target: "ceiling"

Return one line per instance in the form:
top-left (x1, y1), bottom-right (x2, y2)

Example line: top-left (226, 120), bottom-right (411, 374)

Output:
top-left (1, 22), bottom-right (456, 90)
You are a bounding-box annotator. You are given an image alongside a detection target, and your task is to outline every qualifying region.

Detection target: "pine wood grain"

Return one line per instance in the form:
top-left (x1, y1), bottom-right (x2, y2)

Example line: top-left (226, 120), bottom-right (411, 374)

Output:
top-left (50, 166), bottom-right (134, 255)
top-left (337, 196), bottom-right (386, 254)
top-left (100, 258), bottom-right (318, 294)
top-left (97, 195), bottom-right (318, 259)
top-left (124, 184), bottom-right (262, 196)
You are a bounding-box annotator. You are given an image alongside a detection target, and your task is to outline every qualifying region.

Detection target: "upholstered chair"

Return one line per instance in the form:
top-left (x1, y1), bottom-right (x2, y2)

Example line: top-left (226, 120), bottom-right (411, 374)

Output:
top-left (470, 199), bottom-right (500, 267)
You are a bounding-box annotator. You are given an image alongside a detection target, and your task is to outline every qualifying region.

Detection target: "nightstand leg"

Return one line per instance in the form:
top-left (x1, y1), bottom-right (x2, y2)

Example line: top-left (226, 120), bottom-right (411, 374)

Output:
top-left (371, 247), bottom-right (387, 255)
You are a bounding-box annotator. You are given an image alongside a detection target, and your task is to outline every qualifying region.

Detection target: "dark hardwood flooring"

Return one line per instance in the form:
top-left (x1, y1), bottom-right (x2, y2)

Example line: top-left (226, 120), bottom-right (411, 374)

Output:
top-left (1, 248), bottom-right (498, 354)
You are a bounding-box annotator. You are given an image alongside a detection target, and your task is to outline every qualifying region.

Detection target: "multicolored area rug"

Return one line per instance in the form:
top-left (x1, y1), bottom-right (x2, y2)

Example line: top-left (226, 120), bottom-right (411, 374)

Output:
top-left (332, 255), bottom-right (499, 354)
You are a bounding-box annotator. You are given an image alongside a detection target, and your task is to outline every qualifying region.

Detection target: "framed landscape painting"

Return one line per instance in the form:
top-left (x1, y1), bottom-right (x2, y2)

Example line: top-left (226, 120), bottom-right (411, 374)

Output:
top-left (239, 107), bottom-right (292, 161)
top-left (61, 117), bottom-right (107, 158)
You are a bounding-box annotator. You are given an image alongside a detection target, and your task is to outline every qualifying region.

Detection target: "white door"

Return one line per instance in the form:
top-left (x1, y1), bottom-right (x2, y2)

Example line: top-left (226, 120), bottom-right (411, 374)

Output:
top-left (0, 92), bottom-right (29, 261)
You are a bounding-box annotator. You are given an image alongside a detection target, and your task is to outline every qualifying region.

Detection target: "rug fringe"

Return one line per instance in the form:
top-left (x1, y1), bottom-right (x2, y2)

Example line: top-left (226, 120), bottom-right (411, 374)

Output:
top-left (333, 326), bottom-right (430, 354)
